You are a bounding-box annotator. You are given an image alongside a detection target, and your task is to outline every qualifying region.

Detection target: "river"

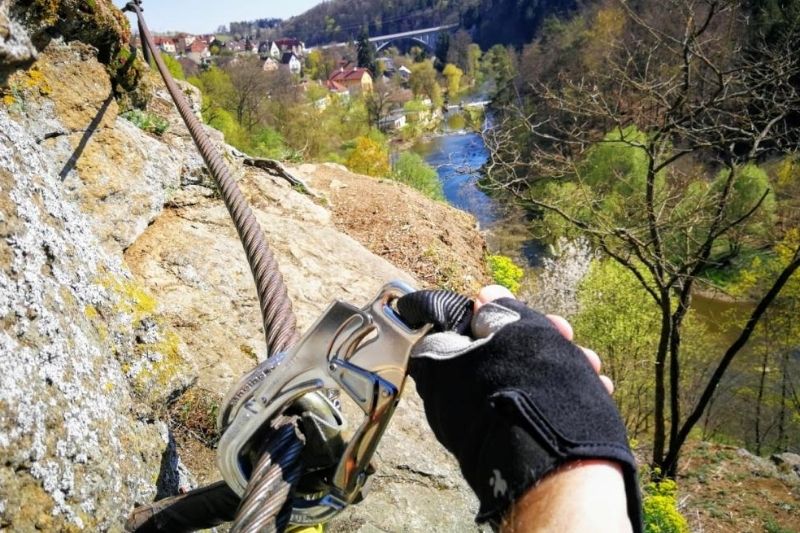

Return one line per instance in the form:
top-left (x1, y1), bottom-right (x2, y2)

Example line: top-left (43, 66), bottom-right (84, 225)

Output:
top-left (411, 116), bottom-right (549, 266)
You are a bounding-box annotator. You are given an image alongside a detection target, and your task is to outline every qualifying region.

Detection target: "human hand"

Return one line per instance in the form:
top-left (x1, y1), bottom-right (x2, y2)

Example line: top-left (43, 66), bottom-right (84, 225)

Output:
top-left (396, 286), bottom-right (642, 530)
top-left (475, 285), bottom-right (615, 395)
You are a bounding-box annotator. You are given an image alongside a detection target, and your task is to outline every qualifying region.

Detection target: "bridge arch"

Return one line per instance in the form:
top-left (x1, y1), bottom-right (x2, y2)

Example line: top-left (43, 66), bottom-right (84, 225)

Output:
top-left (374, 36), bottom-right (434, 53)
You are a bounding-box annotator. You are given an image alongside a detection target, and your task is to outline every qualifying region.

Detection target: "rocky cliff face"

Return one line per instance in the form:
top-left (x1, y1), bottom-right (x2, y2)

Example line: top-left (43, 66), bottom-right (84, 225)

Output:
top-left (0, 4), bottom-right (485, 530)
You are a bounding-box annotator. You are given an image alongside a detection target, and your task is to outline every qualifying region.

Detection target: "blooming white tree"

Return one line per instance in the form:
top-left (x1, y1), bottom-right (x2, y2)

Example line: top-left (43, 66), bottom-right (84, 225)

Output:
top-left (524, 237), bottom-right (596, 318)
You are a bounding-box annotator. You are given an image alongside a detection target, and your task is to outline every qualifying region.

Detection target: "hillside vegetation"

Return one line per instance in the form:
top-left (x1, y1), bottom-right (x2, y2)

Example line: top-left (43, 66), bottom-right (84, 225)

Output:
top-left (233, 0), bottom-right (578, 48)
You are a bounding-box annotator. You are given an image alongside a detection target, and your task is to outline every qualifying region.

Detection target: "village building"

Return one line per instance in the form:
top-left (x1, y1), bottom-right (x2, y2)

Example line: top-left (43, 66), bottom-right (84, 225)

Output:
top-left (281, 52), bottom-right (302, 75)
top-left (274, 38), bottom-right (306, 57)
top-left (226, 40), bottom-right (246, 54)
top-left (398, 65), bottom-right (412, 81)
top-left (186, 39), bottom-right (211, 65)
top-left (324, 79), bottom-right (349, 97)
top-left (328, 67), bottom-right (373, 94)
top-left (262, 57), bottom-right (279, 72)
top-left (376, 57), bottom-right (396, 74)
top-left (379, 113), bottom-right (407, 131)
top-left (153, 36), bottom-right (176, 55)
top-left (258, 41), bottom-right (282, 60)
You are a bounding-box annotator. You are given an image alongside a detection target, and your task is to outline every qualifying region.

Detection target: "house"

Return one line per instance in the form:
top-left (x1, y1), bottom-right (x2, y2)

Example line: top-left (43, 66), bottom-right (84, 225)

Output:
top-left (328, 67), bottom-right (373, 94)
top-left (186, 40), bottom-right (211, 64)
top-left (259, 41), bottom-right (281, 60)
top-left (377, 57), bottom-right (396, 74)
top-left (281, 52), bottom-right (302, 75)
top-left (153, 36), bottom-right (176, 55)
top-left (325, 79), bottom-right (349, 96)
top-left (227, 40), bottom-right (245, 54)
top-left (178, 34), bottom-right (195, 48)
top-left (379, 113), bottom-right (407, 131)
top-left (262, 57), bottom-right (279, 72)
top-left (398, 65), bottom-right (411, 81)
top-left (275, 38), bottom-right (305, 57)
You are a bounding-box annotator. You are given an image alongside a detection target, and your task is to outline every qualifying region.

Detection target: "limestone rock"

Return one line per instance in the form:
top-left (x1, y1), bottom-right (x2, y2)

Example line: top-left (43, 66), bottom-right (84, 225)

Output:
top-left (771, 453), bottom-right (800, 478)
top-left (0, 0), bottom-right (36, 86)
top-left (8, 0), bottom-right (130, 63)
top-left (0, 106), bottom-right (192, 530)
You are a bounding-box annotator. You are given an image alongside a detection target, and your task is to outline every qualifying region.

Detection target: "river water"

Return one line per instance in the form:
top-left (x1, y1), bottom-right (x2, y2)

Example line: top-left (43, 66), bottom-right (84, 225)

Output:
top-left (411, 120), bottom-right (549, 265)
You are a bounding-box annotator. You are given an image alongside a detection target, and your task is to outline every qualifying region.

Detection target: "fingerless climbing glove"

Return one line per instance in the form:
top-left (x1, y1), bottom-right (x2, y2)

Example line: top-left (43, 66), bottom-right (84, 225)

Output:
top-left (397, 290), bottom-right (642, 531)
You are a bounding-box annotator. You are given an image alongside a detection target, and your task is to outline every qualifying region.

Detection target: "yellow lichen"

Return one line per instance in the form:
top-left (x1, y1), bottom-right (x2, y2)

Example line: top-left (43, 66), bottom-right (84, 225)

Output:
top-left (100, 276), bottom-right (157, 321)
top-left (24, 68), bottom-right (52, 96)
top-left (129, 327), bottom-right (186, 398)
top-left (2, 94), bottom-right (15, 106)
top-left (96, 274), bottom-right (187, 403)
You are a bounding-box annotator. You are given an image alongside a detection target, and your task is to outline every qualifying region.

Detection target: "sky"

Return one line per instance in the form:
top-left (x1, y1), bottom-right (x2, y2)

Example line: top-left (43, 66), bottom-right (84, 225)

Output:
top-left (113, 1), bottom-right (325, 35)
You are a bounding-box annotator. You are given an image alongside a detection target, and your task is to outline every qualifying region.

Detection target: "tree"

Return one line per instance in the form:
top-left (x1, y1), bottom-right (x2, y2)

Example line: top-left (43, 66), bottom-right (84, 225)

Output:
top-left (467, 43), bottom-right (483, 81)
top-left (305, 49), bottom-right (324, 80)
top-left (356, 26), bottom-right (376, 74)
top-left (724, 229), bottom-right (800, 454)
top-left (346, 136), bottom-right (390, 177)
top-left (222, 56), bottom-right (275, 133)
top-left (161, 54), bottom-right (185, 81)
top-left (188, 66), bottom-right (235, 125)
top-left (435, 32), bottom-right (450, 68)
top-left (392, 152), bottom-right (444, 200)
top-left (446, 30), bottom-right (474, 74)
top-left (409, 60), bottom-right (443, 107)
top-left (442, 63), bottom-right (464, 99)
top-left (483, 0), bottom-right (800, 477)
top-left (364, 80), bottom-right (396, 129)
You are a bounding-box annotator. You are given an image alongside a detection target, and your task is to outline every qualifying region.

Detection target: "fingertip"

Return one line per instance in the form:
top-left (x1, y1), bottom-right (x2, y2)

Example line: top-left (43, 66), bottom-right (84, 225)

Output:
top-left (581, 347), bottom-right (601, 374)
top-left (475, 285), bottom-right (515, 311)
top-left (546, 314), bottom-right (574, 341)
top-left (600, 375), bottom-right (615, 395)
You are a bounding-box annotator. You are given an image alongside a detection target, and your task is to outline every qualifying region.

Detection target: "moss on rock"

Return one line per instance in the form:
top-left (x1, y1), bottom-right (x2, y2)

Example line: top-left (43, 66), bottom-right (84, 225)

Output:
top-left (8, 0), bottom-right (149, 104)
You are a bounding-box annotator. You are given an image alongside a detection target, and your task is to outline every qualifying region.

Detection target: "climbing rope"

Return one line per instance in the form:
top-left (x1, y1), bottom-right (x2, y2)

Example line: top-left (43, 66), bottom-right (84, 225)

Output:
top-left (124, 2), bottom-right (302, 530)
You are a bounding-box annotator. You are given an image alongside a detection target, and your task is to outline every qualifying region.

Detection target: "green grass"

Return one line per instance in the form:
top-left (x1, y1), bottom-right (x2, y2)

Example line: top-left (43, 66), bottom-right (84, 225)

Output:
top-left (121, 109), bottom-right (169, 136)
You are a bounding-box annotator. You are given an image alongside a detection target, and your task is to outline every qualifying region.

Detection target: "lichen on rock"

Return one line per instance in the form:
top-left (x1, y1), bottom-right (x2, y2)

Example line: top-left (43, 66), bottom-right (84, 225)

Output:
top-left (0, 84), bottom-right (190, 531)
top-left (0, 0), bottom-right (37, 87)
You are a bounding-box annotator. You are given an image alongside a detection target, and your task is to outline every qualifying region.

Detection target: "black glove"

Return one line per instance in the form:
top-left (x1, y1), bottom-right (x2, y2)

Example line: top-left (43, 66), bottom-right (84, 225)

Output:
top-left (397, 290), bottom-right (642, 531)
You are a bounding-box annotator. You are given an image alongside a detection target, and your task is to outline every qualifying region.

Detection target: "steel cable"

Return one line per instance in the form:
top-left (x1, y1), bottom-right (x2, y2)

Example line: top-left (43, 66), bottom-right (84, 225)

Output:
top-left (126, 0), bottom-right (300, 357)
top-left (125, 2), bottom-right (303, 531)
top-left (231, 415), bottom-right (305, 533)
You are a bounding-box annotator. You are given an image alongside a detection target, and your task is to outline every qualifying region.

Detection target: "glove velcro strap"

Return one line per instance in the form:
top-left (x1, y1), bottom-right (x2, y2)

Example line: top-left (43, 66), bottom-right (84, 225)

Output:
top-left (471, 390), bottom-right (642, 531)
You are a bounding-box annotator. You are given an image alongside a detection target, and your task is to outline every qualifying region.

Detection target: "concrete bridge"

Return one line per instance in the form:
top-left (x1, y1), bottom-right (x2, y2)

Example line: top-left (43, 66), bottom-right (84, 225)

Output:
top-left (318, 24), bottom-right (459, 51)
top-left (445, 100), bottom-right (491, 111)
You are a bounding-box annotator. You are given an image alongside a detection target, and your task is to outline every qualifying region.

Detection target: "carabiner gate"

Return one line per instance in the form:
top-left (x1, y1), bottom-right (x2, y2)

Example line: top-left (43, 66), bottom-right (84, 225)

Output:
top-left (217, 281), bottom-right (430, 525)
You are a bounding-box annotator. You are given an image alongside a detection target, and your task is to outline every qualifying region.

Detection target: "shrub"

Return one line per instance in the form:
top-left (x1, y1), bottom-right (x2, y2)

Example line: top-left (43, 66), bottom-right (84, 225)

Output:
top-left (643, 478), bottom-right (689, 533)
top-left (121, 109), bottom-right (169, 136)
top-left (252, 127), bottom-right (288, 159)
top-left (346, 136), bottom-right (390, 177)
top-left (488, 254), bottom-right (524, 294)
top-left (161, 54), bottom-right (185, 81)
top-left (392, 152), bottom-right (444, 200)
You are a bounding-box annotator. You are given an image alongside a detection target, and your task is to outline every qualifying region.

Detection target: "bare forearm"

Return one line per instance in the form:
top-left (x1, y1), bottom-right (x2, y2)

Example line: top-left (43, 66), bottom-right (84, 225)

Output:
top-left (502, 460), bottom-right (633, 533)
